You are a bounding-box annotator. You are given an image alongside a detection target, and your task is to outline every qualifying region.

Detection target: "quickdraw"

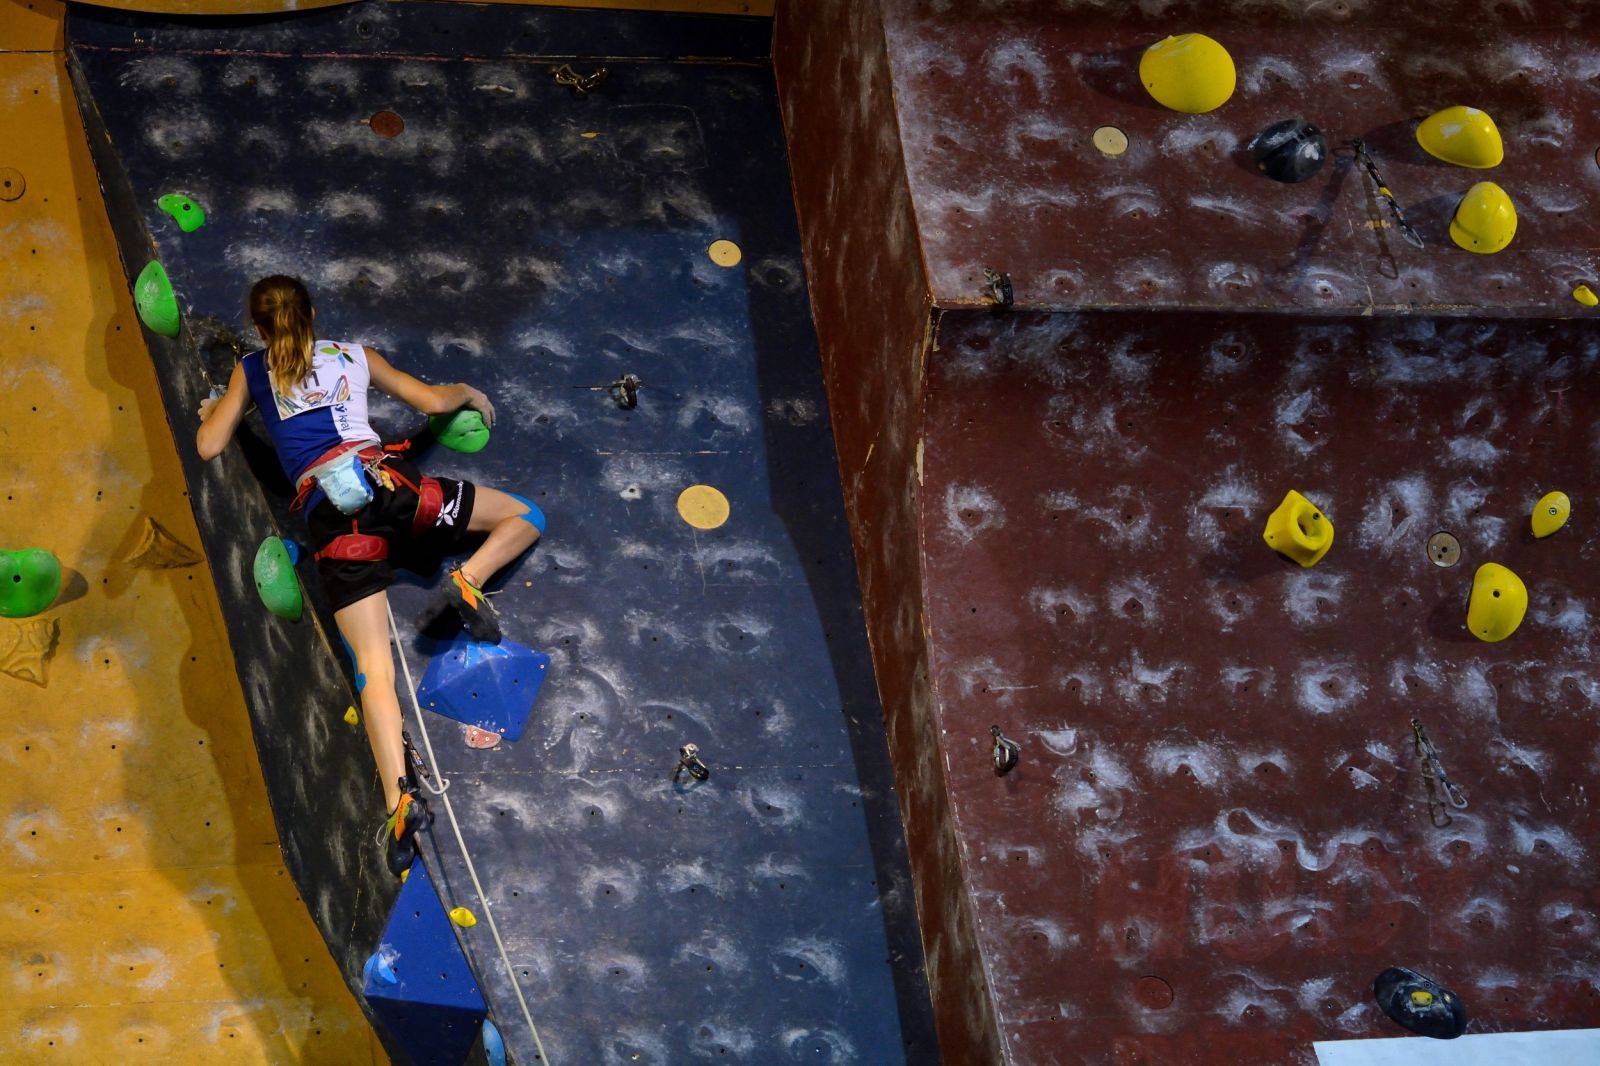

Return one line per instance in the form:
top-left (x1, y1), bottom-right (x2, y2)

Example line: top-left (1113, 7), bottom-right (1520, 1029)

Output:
top-left (551, 63), bottom-right (607, 96)
top-left (674, 743), bottom-right (710, 784)
top-left (1411, 718), bottom-right (1468, 827)
top-left (1352, 139), bottom-right (1425, 249)
top-left (576, 373), bottom-right (642, 410)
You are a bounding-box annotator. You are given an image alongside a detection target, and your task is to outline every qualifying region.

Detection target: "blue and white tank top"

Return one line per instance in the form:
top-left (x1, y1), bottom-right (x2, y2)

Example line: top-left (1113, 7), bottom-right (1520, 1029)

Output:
top-left (241, 339), bottom-right (380, 484)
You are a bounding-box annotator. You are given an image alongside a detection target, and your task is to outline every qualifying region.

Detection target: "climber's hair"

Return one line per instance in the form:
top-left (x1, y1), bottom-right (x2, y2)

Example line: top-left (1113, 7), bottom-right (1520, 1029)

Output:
top-left (248, 275), bottom-right (315, 393)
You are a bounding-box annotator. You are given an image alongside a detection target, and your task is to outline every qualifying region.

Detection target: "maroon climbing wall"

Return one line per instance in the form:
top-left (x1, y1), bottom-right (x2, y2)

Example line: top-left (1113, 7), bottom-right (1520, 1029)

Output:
top-left (920, 308), bottom-right (1600, 1062)
top-left (878, 0), bottom-right (1600, 314)
top-left (774, 1), bottom-right (1002, 1060)
top-left (776, 0), bottom-right (1600, 1060)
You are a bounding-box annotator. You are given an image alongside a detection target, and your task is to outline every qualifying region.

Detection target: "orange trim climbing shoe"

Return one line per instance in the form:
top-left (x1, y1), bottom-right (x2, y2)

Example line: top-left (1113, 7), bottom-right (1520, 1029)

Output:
top-left (379, 778), bottom-right (431, 878)
top-left (435, 566), bottom-right (502, 644)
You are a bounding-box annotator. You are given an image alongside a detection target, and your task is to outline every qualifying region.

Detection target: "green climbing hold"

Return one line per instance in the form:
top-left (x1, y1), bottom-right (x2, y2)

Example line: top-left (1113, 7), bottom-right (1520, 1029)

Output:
top-left (0, 548), bottom-right (62, 618)
top-left (429, 409), bottom-right (490, 454)
top-left (157, 193), bottom-right (206, 233)
top-left (253, 536), bottom-right (303, 621)
top-left (134, 260), bottom-right (181, 338)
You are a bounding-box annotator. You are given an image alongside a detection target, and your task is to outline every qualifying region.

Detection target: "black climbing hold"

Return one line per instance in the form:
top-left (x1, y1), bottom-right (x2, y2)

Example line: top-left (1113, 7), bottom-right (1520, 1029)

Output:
top-left (1373, 966), bottom-right (1467, 1039)
top-left (1248, 119), bottom-right (1328, 184)
top-left (991, 726), bottom-right (1019, 776)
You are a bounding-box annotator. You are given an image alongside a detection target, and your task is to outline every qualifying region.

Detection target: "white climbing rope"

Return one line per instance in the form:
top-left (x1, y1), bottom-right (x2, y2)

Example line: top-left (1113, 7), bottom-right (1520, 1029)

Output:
top-left (386, 599), bottom-right (553, 1066)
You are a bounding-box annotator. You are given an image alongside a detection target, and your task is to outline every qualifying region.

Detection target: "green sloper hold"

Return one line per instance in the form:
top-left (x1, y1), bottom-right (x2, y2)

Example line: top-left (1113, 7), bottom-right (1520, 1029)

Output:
top-left (253, 536), bottom-right (303, 621)
top-left (157, 193), bottom-right (206, 233)
top-left (429, 409), bottom-right (490, 453)
top-left (0, 549), bottom-right (61, 618)
top-left (134, 260), bottom-right (181, 338)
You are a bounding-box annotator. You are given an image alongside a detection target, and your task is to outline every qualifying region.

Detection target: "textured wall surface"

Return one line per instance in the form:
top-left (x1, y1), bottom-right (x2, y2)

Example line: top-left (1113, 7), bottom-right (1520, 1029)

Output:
top-left (0, 14), bottom-right (376, 1060)
top-left (67, 26), bottom-right (405, 1057)
top-left (70, 2), bottom-right (936, 1061)
top-left (920, 308), bottom-right (1600, 1063)
top-left (877, 0), bottom-right (1600, 314)
top-left (774, 0), bottom-right (1000, 1061)
top-left (775, 1), bottom-right (1600, 1062)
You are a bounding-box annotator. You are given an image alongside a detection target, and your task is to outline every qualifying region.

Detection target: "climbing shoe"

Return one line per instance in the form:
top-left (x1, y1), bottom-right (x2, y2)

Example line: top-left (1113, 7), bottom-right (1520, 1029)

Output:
top-left (435, 566), bottom-right (501, 644)
top-left (379, 778), bottom-right (431, 878)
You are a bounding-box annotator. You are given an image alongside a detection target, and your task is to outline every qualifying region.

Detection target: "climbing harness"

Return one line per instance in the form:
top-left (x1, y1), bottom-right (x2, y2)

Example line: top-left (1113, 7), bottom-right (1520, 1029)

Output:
top-left (1411, 718), bottom-right (1468, 827)
top-left (551, 63), bottom-right (607, 95)
top-left (576, 373), bottom-right (643, 409)
top-left (386, 600), bottom-right (552, 1064)
top-left (1351, 140), bottom-right (1425, 249)
top-left (674, 743), bottom-right (710, 783)
top-left (991, 726), bottom-right (1020, 776)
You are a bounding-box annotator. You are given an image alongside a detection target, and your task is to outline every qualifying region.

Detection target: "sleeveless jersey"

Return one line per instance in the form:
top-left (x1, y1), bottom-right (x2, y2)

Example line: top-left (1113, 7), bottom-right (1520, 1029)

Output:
top-left (241, 339), bottom-right (380, 484)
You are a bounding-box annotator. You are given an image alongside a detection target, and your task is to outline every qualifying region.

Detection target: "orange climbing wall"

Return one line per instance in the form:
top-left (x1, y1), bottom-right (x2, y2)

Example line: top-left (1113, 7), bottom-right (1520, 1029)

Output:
top-left (0, 5), bottom-right (379, 1061)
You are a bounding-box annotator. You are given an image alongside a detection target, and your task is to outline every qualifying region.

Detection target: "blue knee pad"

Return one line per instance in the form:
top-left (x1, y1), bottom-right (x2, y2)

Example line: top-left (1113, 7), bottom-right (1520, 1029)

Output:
top-left (336, 632), bottom-right (367, 692)
top-left (506, 492), bottom-right (546, 535)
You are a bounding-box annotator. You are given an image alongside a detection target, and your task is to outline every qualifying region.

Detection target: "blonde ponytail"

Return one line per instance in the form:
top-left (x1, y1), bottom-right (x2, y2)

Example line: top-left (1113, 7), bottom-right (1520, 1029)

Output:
top-left (248, 275), bottom-right (315, 393)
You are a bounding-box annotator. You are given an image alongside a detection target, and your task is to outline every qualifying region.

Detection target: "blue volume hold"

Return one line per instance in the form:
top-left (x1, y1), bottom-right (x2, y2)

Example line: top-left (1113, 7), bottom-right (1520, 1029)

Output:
top-left (416, 637), bottom-right (549, 742)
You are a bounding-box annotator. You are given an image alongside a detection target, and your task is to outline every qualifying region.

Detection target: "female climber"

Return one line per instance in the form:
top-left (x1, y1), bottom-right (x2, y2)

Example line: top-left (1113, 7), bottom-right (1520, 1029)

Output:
top-left (194, 275), bottom-right (545, 877)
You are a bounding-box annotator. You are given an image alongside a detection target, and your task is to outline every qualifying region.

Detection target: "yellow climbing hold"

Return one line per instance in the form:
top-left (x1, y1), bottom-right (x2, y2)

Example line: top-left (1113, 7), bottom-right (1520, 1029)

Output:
top-left (344, 705), bottom-right (360, 725)
top-left (1531, 491), bottom-right (1570, 538)
top-left (580, 131), bottom-right (600, 139)
top-left (1449, 181), bottom-right (1517, 254)
top-left (1416, 106), bottom-right (1503, 169)
top-left (677, 485), bottom-right (730, 530)
top-left (1139, 34), bottom-right (1235, 114)
top-left (1410, 989), bottom-right (1436, 1008)
top-left (449, 906), bottom-right (478, 928)
top-left (1467, 562), bottom-right (1527, 642)
top-left (707, 239), bottom-right (742, 267)
top-left (1574, 284), bottom-right (1597, 307)
top-left (1262, 490), bottom-right (1334, 567)
top-left (1093, 126), bottom-right (1128, 156)
top-left (400, 867), bottom-right (410, 884)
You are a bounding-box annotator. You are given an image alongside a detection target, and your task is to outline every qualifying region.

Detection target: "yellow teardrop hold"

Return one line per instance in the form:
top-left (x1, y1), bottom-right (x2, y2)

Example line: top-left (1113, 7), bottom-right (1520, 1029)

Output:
top-left (1531, 491), bottom-right (1570, 539)
top-left (1573, 284), bottom-right (1598, 307)
top-left (449, 906), bottom-right (478, 928)
top-left (1262, 490), bottom-right (1334, 567)
top-left (344, 705), bottom-right (360, 725)
top-left (1467, 562), bottom-right (1527, 642)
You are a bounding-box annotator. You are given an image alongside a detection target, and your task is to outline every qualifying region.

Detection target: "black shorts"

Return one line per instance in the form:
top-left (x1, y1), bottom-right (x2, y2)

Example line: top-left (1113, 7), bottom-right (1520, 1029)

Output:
top-left (306, 456), bottom-right (477, 612)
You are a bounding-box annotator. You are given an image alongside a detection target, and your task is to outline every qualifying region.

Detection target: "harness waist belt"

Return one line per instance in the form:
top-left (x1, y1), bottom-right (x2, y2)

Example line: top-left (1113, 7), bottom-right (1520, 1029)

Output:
top-left (315, 533), bottom-right (389, 562)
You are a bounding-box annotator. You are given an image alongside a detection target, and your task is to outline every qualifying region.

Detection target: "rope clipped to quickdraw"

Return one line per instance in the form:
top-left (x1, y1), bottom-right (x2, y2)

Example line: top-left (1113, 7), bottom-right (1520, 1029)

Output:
top-left (1351, 139), bottom-right (1425, 249)
top-left (1411, 718), bottom-right (1468, 827)
top-left (386, 601), bottom-right (551, 1064)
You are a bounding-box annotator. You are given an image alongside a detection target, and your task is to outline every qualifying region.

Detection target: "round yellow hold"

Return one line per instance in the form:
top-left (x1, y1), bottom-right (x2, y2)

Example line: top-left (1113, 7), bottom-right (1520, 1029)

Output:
top-left (344, 705), bottom-right (360, 725)
top-left (1574, 284), bottom-right (1598, 307)
top-left (1139, 33), bottom-right (1235, 114)
top-left (1416, 106), bottom-right (1503, 169)
top-left (449, 906), bottom-right (477, 928)
top-left (707, 239), bottom-right (742, 267)
top-left (1449, 181), bottom-right (1516, 254)
top-left (677, 485), bottom-right (730, 530)
top-left (1532, 491), bottom-right (1570, 538)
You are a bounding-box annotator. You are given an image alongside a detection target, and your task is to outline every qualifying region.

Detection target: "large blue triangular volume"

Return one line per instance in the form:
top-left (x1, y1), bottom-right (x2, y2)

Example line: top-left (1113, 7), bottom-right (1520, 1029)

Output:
top-left (416, 637), bottom-right (549, 742)
top-left (362, 860), bottom-right (486, 1065)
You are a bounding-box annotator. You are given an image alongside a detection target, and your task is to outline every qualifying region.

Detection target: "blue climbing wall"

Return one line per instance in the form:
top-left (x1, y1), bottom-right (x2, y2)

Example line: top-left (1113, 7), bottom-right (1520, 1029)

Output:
top-left (68, 3), bottom-right (936, 1061)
